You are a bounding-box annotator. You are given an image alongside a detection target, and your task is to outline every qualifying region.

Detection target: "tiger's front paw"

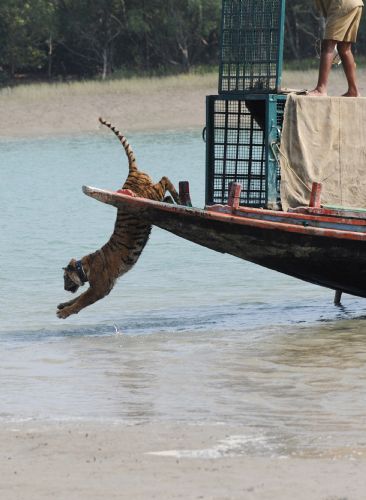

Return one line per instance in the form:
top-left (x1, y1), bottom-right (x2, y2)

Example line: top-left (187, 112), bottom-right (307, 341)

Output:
top-left (57, 307), bottom-right (72, 319)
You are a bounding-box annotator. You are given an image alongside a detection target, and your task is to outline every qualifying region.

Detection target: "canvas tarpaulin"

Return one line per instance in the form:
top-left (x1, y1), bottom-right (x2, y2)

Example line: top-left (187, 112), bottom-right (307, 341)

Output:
top-left (279, 94), bottom-right (366, 211)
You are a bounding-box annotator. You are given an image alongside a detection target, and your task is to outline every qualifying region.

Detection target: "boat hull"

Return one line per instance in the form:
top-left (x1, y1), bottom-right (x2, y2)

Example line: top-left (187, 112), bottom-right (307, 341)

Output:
top-left (83, 186), bottom-right (366, 298)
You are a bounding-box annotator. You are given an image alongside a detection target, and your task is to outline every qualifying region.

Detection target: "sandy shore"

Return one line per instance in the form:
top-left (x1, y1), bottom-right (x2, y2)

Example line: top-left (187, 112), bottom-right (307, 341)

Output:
top-left (1, 421), bottom-right (365, 500)
top-left (0, 74), bottom-right (217, 138)
top-left (1, 69), bottom-right (365, 138)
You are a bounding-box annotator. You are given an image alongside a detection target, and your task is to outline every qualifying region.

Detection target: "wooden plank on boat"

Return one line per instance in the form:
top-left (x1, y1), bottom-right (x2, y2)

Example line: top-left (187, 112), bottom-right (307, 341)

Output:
top-left (228, 182), bottom-right (242, 210)
top-left (289, 206), bottom-right (366, 220)
top-left (309, 182), bottom-right (323, 208)
top-left (207, 203), bottom-right (366, 228)
top-left (179, 181), bottom-right (192, 207)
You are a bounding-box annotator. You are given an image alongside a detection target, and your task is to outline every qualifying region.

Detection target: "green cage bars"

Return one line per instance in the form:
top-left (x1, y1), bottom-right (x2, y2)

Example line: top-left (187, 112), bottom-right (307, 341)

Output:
top-left (219, 0), bottom-right (286, 94)
top-left (205, 0), bottom-right (287, 209)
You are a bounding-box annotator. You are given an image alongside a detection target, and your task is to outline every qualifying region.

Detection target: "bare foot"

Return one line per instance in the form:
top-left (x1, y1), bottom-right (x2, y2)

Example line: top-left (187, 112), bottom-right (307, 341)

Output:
top-left (307, 88), bottom-right (328, 97)
top-left (342, 91), bottom-right (361, 97)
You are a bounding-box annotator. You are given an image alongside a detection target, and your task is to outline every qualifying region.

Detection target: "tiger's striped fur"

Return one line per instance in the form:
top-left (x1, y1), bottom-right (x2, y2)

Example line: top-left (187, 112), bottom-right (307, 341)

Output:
top-left (57, 118), bottom-right (180, 319)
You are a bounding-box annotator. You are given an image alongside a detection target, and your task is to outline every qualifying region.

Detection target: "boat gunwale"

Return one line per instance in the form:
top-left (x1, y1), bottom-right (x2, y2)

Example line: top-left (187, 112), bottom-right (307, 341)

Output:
top-left (82, 186), bottom-right (366, 242)
top-left (207, 204), bottom-right (366, 226)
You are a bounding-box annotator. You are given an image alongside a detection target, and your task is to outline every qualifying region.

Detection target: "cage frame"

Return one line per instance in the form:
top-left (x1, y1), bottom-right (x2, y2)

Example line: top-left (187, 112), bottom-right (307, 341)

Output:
top-left (205, 93), bottom-right (287, 209)
top-left (218, 0), bottom-right (286, 95)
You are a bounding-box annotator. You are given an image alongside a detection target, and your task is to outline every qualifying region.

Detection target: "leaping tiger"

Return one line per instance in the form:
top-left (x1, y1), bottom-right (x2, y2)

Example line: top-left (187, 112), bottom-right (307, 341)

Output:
top-left (57, 117), bottom-right (180, 319)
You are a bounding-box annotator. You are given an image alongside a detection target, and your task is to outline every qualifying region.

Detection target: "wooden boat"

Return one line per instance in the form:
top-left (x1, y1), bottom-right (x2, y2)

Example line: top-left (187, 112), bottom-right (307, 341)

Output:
top-left (83, 185), bottom-right (366, 299)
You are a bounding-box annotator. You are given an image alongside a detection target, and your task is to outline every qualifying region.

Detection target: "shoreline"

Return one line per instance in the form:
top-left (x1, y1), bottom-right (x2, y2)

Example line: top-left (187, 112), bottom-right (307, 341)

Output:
top-left (1, 419), bottom-right (365, 500)
top-left (1, 69), bottom-right (364, 138)
top-left (0, 74), bottom-right (217, 139)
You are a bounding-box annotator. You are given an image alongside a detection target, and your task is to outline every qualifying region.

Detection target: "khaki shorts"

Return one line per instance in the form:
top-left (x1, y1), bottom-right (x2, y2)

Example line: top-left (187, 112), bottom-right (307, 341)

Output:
top-left (325, 6), bottom-right (363, 42)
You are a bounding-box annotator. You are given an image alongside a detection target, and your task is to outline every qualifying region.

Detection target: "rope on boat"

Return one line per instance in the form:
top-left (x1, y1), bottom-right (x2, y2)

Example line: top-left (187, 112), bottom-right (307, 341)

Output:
top-left (271, 142), bottom-right (312, 193)
top-left (272, 141), bottom-right (338, 189)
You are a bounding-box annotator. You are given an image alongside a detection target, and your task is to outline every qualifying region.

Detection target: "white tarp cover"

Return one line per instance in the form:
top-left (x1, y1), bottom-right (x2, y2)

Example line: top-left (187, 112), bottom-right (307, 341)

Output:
top-left (279, 94), bottom-right (366, 211)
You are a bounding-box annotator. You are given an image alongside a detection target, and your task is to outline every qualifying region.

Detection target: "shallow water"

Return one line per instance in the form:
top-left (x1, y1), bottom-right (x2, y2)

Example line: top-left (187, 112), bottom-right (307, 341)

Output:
top-left (1, 130), bottom-right (366, 458)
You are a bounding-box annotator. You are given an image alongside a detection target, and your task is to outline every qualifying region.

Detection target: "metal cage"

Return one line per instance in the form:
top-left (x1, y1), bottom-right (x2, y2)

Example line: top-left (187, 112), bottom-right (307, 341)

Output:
top-left (219, 0), bottom-right (286, 94)
top-left (205, 94), bottom-right (287, 209)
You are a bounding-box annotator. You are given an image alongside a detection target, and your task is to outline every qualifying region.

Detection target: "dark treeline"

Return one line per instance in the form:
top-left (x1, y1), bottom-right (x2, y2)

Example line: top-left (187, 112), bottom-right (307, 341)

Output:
top-left (0, 0), bottom-right (365, 83)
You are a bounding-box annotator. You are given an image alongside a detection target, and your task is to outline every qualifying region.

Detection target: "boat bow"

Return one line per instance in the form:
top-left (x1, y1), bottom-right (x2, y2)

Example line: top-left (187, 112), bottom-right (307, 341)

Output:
top-left (83, 186), bottom-right (366, 298)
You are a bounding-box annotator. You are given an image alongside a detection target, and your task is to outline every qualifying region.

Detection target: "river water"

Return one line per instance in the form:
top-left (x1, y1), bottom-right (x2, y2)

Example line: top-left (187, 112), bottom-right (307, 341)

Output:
top-left (1, 130), bottom-right (366, 458)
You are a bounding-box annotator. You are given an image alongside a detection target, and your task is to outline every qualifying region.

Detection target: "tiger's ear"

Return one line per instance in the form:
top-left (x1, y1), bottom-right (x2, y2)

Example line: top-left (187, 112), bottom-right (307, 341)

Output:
top-left (63, 261), bottom-right (76, 272)
top-left (64, 259), bottom-right (77, 271)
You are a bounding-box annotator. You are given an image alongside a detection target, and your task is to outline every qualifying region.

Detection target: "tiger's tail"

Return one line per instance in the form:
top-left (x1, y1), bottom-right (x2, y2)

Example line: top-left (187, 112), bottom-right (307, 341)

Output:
top-left (99, 117), bottom-right (138, 173)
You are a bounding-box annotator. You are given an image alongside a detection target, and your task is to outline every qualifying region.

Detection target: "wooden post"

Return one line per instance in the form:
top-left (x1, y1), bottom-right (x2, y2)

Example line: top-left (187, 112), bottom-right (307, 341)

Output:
top-left (309, 182), bottom-right (322, 208)
top-left (228, 182), bottom-right (242, 210)
top-left (179, 181), bottom-right (192, 207)
top-left (334, 290), bottom-right (342, 305)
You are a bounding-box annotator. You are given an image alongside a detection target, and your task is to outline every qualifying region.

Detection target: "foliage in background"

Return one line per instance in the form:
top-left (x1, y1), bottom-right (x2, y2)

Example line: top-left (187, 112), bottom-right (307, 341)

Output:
top-left (0, 0), bottom-right (56, 78)
top-left (0, 0), bottom-right (364, 83)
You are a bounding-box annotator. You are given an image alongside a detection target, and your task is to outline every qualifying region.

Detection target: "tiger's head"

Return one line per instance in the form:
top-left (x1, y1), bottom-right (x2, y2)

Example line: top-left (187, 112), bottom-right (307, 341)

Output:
top-left (62, 258), bottom-right (88, 293)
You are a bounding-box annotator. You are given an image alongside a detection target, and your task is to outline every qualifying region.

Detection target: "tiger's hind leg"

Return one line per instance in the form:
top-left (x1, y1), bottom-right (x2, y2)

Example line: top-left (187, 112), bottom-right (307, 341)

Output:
top-left (155, 176), bottom-right (180, 204)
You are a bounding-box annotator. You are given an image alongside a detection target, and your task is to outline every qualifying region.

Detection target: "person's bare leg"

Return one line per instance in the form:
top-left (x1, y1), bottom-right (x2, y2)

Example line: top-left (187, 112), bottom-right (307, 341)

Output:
top-left (337, 41), bottom-right (361, 96)
top-left (308, 40), bottom-right (337, 96)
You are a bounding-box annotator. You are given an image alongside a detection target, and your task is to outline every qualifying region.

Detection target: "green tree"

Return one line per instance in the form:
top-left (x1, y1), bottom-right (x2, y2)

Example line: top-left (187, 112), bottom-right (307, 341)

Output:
top-left (285, 0), bottom-right (323, 61)
top-left (119, 0), bottom-right (220, 72)
top-left (57, 0), bottom-right (126, 79)
top-left (1, 0), bottom-right (363, 82)
top-left (0, 0), bottom-right (56, 77)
